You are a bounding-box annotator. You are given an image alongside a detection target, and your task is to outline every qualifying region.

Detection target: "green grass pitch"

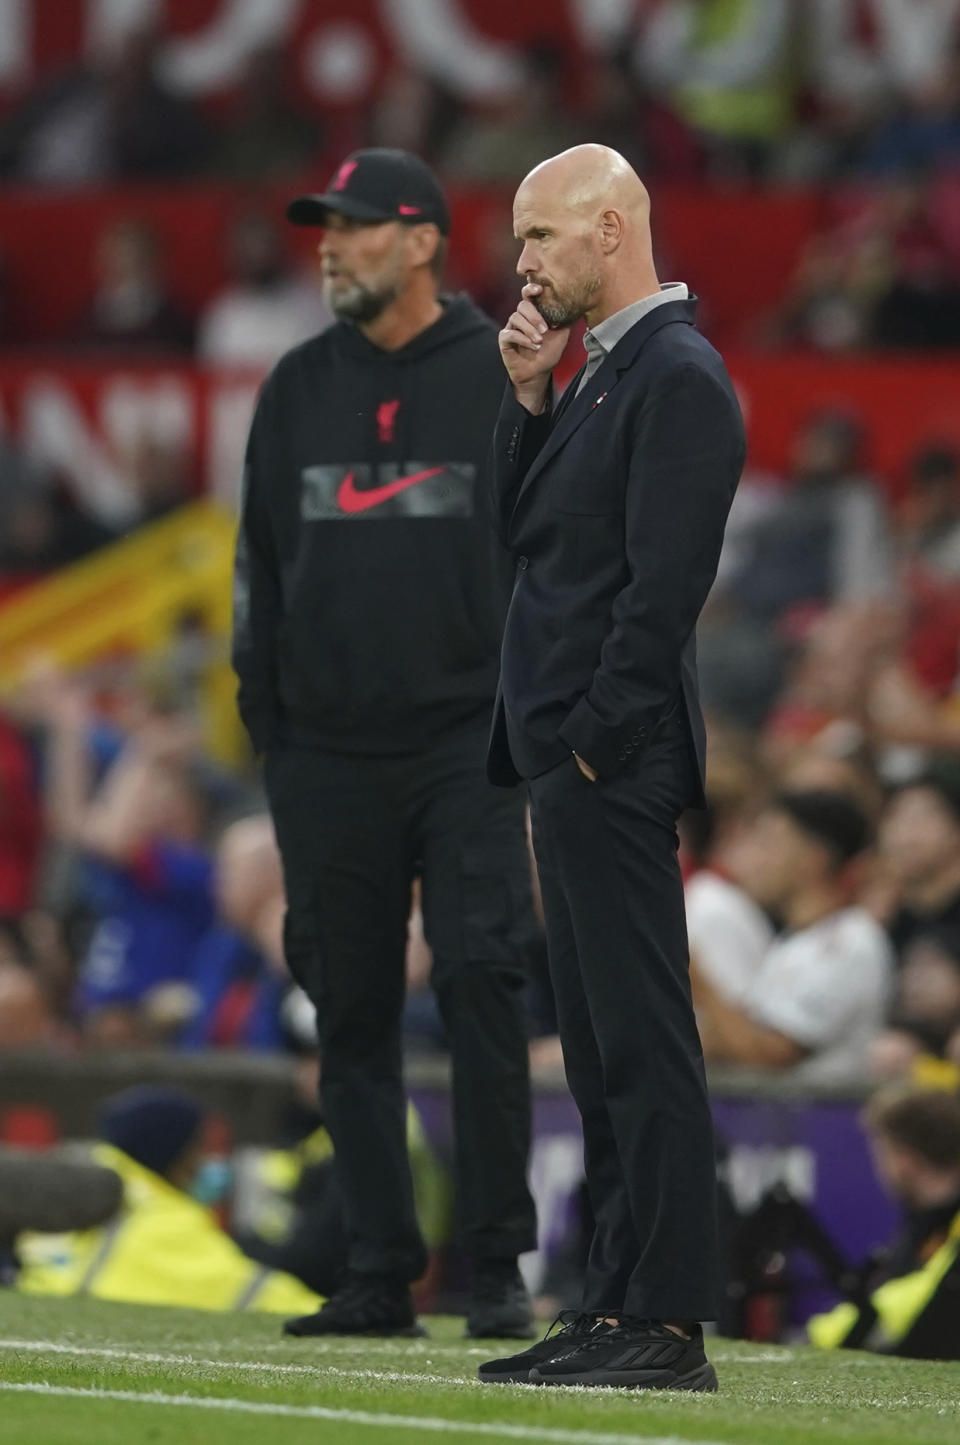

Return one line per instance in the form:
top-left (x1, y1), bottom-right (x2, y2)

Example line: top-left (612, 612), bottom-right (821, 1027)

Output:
top-left (0, 1292), bottom-right (958, 1445)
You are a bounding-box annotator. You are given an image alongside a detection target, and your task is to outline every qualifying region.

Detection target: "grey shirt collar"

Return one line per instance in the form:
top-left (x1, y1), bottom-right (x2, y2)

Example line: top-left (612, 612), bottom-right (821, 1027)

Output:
top-left (578, 282), bottom-right (689, 391)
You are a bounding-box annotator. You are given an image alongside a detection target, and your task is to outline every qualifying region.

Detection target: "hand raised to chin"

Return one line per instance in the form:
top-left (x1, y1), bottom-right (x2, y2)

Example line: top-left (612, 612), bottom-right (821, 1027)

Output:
top-left (498, 282), bottom-right (571, 414)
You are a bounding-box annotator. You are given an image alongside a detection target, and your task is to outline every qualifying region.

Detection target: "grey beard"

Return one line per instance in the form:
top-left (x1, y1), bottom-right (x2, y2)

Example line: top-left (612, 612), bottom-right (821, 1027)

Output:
top-left (537, 297), bottom-right (579, 329)
top-left (324, 278), bottom-right (400, 323)
top-left (536, 277), bottom-right (602, 331)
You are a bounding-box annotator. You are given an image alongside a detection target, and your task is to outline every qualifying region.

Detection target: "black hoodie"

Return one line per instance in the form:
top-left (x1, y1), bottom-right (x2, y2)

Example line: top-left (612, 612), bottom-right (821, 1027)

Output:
top-left (233, 294), bottom-right (513, 754)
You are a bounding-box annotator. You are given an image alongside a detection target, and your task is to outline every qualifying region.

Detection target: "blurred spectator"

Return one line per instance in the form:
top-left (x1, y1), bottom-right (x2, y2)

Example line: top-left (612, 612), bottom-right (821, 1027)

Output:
top-left (578, 45), bottom-right (702, 180)
top-left (685, 820), bottom-right (775, 1009)
top-left (197, 212), bottom-right (330, 368)
top-left (899, 443), bottom-right (960, 581)
top-left (876, 772), bottom-right (960, 957)
top-left (0, 439), bottom-right (111, 574)
top-left (238, 1058), bottom-right (450, 1300)
top-left (809, 0), bottom-right (960, 127)
top-left (0, 24), bottom-right (209, 184)
top-left (683, 742), bottom-right (774, 1006)
top-left (180, 815), bottom-right (289, 1052)
top-left (763, 601), bottom-right (960, 769)
top-left (39, 678), bottom-right (215, 1047)
top-left (13, 910), bottom-right (76, 1036)
top-left (728, 411), bottom-right (893, 624)
top-left (703, 412), bottom-right (893, 729)
top-left (859, 50), bottom-right (960, 178)
top-left (0, 710), bottom-right (42, 928)
top-left (0, 929), bottom-right (53, 1048)
top-left (438, 42), bottom-right (580, 184)
top-left (809, 1084), bottom-right (960, 1359)
top-left (872, 181), bottom-right (960, 349)
top-left (692, 790), bottom-right (893, 1080)
top-left (121, 435), bottom-right (192, 528)
top-left (400, 880), bottom-right (442, 1052)
top-left (871, 928), bottom-right (960, 1075)
top-left (366, 69), bottom-right (460, 164)
top-left (209, 45), bottom-right (320, 181)
top-left (15, 1085), bottom-right (319, 1314)
top-left (637, 0), bottom-right (798, 181)
top-left (772, 180), bottom-right (960, 351)
top-left (72, 219), bottom-right (193, 354)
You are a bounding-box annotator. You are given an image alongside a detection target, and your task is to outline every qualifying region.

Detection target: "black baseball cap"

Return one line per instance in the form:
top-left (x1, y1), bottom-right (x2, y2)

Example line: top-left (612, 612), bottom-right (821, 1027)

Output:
top-left (287, 149), bottom-right (451, 235)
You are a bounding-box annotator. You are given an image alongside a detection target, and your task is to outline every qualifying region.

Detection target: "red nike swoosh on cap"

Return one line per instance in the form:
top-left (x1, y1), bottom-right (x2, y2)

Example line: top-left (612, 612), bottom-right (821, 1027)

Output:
top-left (337, 466), bottom-right (445, 514)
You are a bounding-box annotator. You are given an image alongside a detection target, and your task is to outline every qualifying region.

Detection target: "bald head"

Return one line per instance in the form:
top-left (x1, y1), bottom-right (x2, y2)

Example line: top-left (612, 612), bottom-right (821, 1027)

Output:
top-left (513, 145), bottom-right (658, 330)
top-left (518, 145), bottom-right (650, 228)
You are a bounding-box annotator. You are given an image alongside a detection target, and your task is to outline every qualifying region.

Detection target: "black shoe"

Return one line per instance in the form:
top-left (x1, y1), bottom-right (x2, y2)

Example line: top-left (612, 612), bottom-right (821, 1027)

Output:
top-left (478, 1312), bottom-right (613, 1383)
top-left (530, 1319), bottom-right (717, 1391)
top-left (466, 1261), bottom-right (535, 1340)
top-left (283, 1271), bottom-right (426, 1338)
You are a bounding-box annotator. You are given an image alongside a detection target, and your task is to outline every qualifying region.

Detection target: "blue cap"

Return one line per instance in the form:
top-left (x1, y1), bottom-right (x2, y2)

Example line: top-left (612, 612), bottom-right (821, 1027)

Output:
top-left (99, 1086), bottom-right (204, 1178)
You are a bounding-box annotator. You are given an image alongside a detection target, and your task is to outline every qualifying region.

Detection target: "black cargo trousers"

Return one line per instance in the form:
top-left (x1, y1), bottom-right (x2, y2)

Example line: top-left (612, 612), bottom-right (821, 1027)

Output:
top-left (264, 718), bottom-right (538, 1283)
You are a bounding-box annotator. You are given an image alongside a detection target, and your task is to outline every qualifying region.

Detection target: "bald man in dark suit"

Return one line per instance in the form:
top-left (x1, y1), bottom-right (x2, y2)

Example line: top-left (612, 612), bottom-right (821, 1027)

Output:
top-left (478, 145), bottom-right (745, 1393)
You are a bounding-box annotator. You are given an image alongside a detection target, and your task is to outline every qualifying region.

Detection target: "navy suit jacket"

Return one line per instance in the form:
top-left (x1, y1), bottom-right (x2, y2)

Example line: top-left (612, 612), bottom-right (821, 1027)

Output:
top-left (487, 297), bottom-right (745, 791)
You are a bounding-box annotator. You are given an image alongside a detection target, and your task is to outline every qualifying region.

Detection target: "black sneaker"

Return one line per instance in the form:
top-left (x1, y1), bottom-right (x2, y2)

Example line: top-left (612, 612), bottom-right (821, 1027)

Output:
top-left (478, 1312), bottom-right (613, 1383)
top-left (530, 1319), bottom-right (717, 1391)
top-left (466, 1261), bottom-right (535, 1340)
top-left (283, 1271), bottom-right (426, 1338)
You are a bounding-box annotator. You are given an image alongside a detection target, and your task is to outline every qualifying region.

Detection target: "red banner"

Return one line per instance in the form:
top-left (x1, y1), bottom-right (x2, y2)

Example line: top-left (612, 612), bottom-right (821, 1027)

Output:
top-left (0, 359), bottom-right (261, 519)
top-left (0, 0), bottom-right (633, 113)
top-left (2, 353), bottom-right (959, 523)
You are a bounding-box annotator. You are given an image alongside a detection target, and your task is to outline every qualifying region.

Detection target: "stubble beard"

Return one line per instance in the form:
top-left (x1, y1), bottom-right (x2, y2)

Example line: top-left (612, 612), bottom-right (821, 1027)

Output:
top-left (324, 275), bottom-right (402, 323)
top-left (534, 272), bottom-right (602, 330)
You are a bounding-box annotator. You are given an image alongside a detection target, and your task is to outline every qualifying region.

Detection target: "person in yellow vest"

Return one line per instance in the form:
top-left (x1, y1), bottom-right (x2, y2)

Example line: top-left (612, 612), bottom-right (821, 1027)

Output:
top-left (639, 0), bottom-right (799, 176)
top-left (15, 1086), bottom-right (320, 1315)
top-left (239, 1098), bottom-right (451, 1304)
top-left (809, 1085), bottom-right (960, 1359)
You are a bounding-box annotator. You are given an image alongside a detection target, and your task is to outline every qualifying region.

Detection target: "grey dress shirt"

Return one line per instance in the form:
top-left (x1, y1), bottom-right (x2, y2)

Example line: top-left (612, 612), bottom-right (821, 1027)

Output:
top-left (575, 282), bottom-right (689, 394)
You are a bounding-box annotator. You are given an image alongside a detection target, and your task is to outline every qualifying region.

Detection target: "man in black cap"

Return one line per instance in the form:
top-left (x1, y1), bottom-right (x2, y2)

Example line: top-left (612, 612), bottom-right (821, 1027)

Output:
top-left (233, 149), bottom-right (538, 1339)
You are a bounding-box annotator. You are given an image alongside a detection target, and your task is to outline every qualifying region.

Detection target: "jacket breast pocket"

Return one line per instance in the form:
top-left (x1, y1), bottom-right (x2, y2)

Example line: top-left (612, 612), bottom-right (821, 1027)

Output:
top-left (554, 508), bottom-right (623, 581)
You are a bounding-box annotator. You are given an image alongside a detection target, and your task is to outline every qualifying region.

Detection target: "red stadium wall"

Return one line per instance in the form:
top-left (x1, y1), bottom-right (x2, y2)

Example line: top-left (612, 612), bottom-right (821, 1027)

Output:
top-left (732, 354), bottom-right (960, 491)
top-left (0, 185), bottom-right (824, 347)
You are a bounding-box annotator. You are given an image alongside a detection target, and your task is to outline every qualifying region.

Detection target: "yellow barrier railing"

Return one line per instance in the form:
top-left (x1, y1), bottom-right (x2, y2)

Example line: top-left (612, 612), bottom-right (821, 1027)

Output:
top-left (0, 501), bottom-right (244, 765)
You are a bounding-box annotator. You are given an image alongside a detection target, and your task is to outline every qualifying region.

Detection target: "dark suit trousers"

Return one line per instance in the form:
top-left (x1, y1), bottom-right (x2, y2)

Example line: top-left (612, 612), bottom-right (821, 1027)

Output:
top-left (528, 710), bottom-right (719, 1320)
top-left (264, 722), bottom-right (537, 1282)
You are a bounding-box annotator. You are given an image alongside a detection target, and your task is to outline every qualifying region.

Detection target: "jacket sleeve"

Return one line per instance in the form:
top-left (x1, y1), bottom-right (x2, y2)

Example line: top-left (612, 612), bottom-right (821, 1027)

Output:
top-left (488, 384), bottom-right (553, 545)
top-left (232, 384), bottom-right (284, 754)
top-left (558, 362), bottom-right (744, 777)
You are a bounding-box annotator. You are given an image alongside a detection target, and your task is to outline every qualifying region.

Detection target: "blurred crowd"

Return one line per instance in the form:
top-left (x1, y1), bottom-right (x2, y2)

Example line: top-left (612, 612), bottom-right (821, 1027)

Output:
top-left (9, 406), bottom-right (960, 1095)
top-left (1, 4), bottom-right (960, 361)
top-left (2, 2), bottom-right (960, 1093)
top-left (3, 5), bottom-right (960, 191)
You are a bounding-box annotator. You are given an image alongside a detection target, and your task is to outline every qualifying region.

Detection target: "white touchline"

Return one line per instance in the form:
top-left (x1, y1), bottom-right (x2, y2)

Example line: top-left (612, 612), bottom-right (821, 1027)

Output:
top-left (0, 1337), bottom-right (882, 1379)
top-left (0, 1338), bottom-right (462, 1389)
top-left (0, 1382), bottom-right (734, 1445)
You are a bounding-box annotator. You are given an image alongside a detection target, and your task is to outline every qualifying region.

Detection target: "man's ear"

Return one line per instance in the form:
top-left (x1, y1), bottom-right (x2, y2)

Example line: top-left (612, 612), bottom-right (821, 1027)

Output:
top-left (599, 208), bottom-right (624, 254)
top-left (407, 223), bottom-right (442, 269)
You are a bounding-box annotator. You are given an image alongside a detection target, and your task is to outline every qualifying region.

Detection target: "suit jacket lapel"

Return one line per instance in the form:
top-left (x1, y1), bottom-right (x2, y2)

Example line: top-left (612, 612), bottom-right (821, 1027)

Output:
top-left (551, 363), bottom-right (586, 425)
top-left (509, 299), bottom-right (697, 524)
